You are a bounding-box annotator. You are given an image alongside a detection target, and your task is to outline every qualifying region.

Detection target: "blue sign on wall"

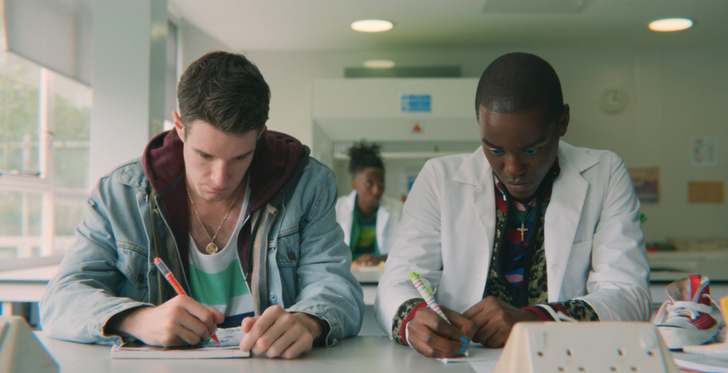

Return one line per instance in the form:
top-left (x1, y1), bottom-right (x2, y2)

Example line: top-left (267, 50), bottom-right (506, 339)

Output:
top-left (401, 94), bottom-right (431, 112)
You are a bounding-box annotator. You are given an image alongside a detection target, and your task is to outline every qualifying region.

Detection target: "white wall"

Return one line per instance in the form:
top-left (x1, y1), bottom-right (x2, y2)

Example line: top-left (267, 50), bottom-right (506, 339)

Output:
top-left (243, 46), bottom-right (728, 242)
top-left (335, 157), bottom-right (430, 203)
top-left (88, 0), bottom-right (168, 187)
top-left (180, 21), bottom-right (229, 69)
top-left (5, 0), bottom-right (93, 85)
top-left (243, 52), bottom-right (329, 147)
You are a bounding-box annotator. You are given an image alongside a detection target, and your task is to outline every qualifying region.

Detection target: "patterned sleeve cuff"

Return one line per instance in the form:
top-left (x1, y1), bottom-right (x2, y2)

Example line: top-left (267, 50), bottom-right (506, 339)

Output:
top-left (391, 298), bottom-right (426, 345)
top-left (522, 300), bottom-right (599, 322)
top-left (522, 305), bottom-right (555, 321)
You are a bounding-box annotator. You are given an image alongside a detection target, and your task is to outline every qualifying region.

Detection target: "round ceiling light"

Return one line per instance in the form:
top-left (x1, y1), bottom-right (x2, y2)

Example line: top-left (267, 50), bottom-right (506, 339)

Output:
top-left (363, 60), bottom-right (396, 69)
top-left (648, 18), bottom-right (693, 32)
top-left (351, 19), bottom-right (393, 33)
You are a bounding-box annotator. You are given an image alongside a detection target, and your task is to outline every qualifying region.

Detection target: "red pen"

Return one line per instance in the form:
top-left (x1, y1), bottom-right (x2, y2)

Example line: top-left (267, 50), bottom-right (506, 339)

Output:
top-left (154, 257), bottom-right (220, 344)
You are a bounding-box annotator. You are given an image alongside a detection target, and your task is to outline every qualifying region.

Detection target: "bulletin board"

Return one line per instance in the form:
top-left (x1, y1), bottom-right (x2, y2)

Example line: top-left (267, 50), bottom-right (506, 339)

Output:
top-left (688, 181), bottom-right (725, 204)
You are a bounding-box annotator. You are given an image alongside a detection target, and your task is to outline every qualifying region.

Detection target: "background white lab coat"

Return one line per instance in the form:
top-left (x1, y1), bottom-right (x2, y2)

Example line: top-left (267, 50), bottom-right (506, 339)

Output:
top-left (336, 191), bottom-right (403, 255)
top-left (375, 141), bottom-right (651, 338)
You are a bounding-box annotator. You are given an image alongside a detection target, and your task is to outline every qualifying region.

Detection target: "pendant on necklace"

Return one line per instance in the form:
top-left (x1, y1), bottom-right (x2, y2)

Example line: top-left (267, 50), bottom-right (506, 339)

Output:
top-left (205, 242), bottom-right (219, 254)
top-left (517, 223), bottom-right (528, 241)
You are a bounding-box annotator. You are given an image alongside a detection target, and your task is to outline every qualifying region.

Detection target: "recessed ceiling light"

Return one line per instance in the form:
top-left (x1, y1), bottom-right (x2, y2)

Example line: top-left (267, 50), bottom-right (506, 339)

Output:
top-left (648, 18), bottom-right (693, 32)
top-left (351, 19), bottom-right (393, 33)
top-left (363, 60), bottom-right (396, 69)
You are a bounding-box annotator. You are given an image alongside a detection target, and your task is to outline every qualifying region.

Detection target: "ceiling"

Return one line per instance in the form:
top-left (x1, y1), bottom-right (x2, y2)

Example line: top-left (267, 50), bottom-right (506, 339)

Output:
top-left (168, 0), bottom-right (728, 51)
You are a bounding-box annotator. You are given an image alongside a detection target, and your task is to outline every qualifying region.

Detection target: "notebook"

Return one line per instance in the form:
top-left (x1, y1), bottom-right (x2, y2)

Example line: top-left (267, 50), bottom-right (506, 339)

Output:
top-left (110, 326), bottom-right (248, 359)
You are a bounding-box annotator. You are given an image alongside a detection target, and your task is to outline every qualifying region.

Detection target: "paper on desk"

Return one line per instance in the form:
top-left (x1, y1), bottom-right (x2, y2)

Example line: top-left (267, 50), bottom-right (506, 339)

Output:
top-left (436, 345), bottom-right (501, 363)
top-left (200, 326), bottom-right (245, 347)
top-left (111, 326), bottom-right (248, 359)
top-left (673, 352), bottom-right (728, 373)
top-left (469, 359), bottom-right (499, 373)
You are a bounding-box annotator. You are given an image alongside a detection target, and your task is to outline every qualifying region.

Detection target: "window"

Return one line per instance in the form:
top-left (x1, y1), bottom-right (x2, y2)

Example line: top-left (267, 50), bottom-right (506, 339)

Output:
top-left (0, 51), bottom-right (91, 259)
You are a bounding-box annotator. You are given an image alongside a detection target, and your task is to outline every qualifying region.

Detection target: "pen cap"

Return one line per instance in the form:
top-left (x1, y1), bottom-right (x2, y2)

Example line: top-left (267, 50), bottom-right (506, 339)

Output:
top-left (154, 257), bottom-right (172, 275)
top-left (409, 272), bottom-right (433, 293)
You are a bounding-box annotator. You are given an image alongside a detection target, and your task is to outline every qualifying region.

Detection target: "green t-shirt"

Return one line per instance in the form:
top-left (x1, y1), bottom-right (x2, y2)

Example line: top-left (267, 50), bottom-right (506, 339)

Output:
top-left (349, 198), bottom-right (379, 258)
top-left (187, 183), bottom-right (254, 328)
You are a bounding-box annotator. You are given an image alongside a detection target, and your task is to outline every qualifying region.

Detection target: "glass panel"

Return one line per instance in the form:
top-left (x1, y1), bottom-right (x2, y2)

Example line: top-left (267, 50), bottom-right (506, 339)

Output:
top-left (51, 72), bottom-right (91, 189)
top-left (53, 147), bottom-right (90, 188)
top-left (54, 199), bottom-right (85, 236)
top-left (0, 248), bottom-right (16, 260)
top-left (0, 51), bottom-right (92, 258)
top-left (0, 191), bottom-right (42, 236)
top-left (29, 245), bottom-right (41, 257)
top-left (0, 52), bottom-right (41, 176)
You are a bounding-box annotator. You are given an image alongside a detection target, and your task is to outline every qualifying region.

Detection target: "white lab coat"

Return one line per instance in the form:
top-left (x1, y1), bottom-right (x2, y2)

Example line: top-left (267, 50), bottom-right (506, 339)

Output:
top-left (336, 191), bottom-right (403, 255)
top-left (375, 141), bottom-right (651, 338)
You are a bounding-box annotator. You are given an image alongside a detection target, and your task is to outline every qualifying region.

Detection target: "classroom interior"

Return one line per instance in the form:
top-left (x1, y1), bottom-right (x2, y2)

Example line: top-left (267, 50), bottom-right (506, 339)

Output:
top-left (1, 0), bottom-right (727, 371)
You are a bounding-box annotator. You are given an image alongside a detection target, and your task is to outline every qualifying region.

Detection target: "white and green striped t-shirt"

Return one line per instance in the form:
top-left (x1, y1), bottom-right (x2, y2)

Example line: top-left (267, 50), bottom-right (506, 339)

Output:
top-left (188, 183), bottom-right (254, 328)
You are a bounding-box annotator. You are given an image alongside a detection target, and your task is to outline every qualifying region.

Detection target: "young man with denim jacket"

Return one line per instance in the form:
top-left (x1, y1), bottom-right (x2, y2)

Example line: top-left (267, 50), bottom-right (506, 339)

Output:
top-left (40, 51), bottom-right (364, 359)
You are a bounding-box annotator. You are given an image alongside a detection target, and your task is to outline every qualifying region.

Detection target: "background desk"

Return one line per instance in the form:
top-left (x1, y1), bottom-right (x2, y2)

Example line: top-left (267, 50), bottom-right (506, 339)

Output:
top-left (0, 255), bottom-right (62, 318)
top-left (37, 333), bottom-right (484, 373)
top-left (5, 260), bottom-right (728, 335)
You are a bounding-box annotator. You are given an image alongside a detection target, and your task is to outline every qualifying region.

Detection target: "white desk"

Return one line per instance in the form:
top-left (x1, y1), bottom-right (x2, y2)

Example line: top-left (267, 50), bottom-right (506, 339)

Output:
top-left (37, 333), bottom-right (482, 373)
top-left (0, 264), bottom-right (58, 316)
top-left (35, 332), bottom-right (728, 373)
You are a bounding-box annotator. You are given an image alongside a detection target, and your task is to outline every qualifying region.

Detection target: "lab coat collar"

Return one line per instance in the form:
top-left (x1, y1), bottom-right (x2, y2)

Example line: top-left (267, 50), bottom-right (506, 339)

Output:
top-left (453, 146), bottom-right (490, 186)
top-left (451, 141), bottom-right (601, 302)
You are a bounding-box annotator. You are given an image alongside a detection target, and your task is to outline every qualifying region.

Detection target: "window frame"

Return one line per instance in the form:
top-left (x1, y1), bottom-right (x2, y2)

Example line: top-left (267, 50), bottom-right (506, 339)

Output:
top-left (0, 56), bottom-right (90, 258)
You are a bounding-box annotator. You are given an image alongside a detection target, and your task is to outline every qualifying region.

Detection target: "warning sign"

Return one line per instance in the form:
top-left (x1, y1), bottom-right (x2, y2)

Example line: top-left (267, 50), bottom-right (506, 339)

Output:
top-left (411, 121), bottom-right (424, 134)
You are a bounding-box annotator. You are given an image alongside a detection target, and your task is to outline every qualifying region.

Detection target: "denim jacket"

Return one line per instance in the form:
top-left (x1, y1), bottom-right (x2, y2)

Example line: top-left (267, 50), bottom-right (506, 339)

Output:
top-left (40, 132), bottom-right (364, 347)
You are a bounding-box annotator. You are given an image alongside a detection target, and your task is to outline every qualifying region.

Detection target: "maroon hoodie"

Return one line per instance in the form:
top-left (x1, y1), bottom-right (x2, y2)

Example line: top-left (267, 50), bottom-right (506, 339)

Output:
top-left (141, 128), bottom-right (303, 290)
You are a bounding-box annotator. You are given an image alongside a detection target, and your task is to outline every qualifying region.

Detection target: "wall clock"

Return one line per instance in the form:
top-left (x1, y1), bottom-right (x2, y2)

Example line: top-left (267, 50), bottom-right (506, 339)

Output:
top-left (599, 87), bottom-right (628, 113)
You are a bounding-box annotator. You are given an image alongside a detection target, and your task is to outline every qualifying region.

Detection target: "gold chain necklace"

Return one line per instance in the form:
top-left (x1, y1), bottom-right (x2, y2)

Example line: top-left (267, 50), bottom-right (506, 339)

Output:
top-left (186, 185), bottom-right (242, 254)
top-left (513, 204), bottom-right (536, 242)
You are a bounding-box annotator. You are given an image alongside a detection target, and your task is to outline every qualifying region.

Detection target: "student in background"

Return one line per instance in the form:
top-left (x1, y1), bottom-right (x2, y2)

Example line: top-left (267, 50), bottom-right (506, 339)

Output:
top-left (375, 52), bottom-right (650, 358)
top-left (336, 141), bottom-right (403, 267)
top-left (40, 51), bottom-right (364, 359)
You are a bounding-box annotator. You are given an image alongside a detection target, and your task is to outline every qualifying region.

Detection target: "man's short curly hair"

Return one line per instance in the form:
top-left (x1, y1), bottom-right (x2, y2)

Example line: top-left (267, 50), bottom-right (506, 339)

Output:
top-left (475, 52), bottom-right (563, 122)
top-left (177, 51), bottom-right (270, 135)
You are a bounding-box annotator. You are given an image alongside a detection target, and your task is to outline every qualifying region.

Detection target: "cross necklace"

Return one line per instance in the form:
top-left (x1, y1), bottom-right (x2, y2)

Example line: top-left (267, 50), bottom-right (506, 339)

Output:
top-left (513, 205), bottom-right (536, 241)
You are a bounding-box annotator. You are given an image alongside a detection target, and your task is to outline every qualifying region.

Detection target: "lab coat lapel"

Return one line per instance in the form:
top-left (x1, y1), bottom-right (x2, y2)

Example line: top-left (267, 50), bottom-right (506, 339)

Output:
top-left (544, 142), bottom-right (596, 301)
top-left (376, 203), bottom-right (390, 250)
top-left (341, 191), bottom-right (357, 245)
top-left (453, 148), bottom-right (494, 298)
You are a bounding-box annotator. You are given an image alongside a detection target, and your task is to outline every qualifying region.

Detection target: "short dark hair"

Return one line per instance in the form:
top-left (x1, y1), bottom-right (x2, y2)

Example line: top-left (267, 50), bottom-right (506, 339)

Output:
top-left (348, 141), bottom-right (384, 176)
top-left (177, 51), bottom-right (270, 135)
top-left (475, 52), bottom-right (563, 121)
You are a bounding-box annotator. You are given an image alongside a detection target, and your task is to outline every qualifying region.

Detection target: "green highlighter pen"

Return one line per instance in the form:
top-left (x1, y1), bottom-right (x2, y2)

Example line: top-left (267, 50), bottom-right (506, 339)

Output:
top-left (409, 272), bottom-right (469, 357)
